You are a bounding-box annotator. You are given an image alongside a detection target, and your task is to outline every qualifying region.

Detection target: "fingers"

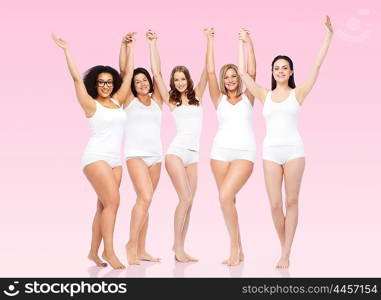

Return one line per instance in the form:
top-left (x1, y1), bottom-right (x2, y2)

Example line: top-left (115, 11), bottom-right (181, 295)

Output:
top-left (238, 28), bottom-right (250, 41)
top-left (325, 15), bottom-right (333, 32)
top-left (123, 32), bottom-right (137, 44)
top-left (203, 27), bottom-right (214, 38)
top-left (51, 33), bottom-right (67, 49)
top-left (146, 29), bottom-right (157, 41)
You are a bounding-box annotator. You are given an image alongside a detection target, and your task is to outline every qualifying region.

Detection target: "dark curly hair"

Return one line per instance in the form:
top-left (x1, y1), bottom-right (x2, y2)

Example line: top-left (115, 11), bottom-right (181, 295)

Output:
top-left (83, 65), bottom-right (122, 98)
top-left (131, 68), bottom-right (154, 97)
top-left (271, 55), bottom-right (296, 90)
top-left (169, 66), bottom-right (199, 106)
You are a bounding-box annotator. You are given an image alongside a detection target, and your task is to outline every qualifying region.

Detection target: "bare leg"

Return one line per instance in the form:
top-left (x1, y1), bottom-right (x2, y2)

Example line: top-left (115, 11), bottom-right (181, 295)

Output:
top-left (166, 154), bottom-right (194, 262)
top-left (280, 157), bottom-right (305, 268)
top-left (88, 166), bottom-right (123, 267)
top-left (84, 162), bottom-right (125, 269)
top-left (126, 158), bottom-right (154, 265)
top-left (137, 162), bottom-right (161, 262)
top-left (233, 197), bottom-right (244, 262)
top-left (211, 159), bottom-right (253, 266)
top-left (211, 160), bottom-right (245, 264)
top-left (182, 163), bottom-right (198, 262)
top-left (263, 160), bottom-right (285, 267)
top-left (88, 199), bottom-right (107, 267)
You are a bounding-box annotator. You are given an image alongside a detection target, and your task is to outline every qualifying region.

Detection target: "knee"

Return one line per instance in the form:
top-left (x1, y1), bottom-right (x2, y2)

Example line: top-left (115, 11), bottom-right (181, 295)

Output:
top-left (270, 200), bottom-right (282, 213)
top-left (219, 190), bottom-right (234, 209)
top-left (138, 192), bottom-right (153, 208)
top-left (286, 195), bottom-right (298, 208)
top-left (96, 200), bottom-right (104, 212)
top-left (180, 193), bottom-right (193, 207)
top-left (103, 195), bottom-right (120, 210)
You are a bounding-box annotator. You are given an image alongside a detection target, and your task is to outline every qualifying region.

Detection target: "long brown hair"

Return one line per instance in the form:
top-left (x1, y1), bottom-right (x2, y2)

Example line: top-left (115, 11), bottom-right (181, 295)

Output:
top-left (169, 66), bottom-right (199, 106)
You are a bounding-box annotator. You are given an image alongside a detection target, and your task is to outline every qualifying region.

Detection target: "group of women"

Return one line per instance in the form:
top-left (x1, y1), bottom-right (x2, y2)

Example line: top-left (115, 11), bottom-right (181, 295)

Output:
top-left (52, 16), bottom-right (333, 269)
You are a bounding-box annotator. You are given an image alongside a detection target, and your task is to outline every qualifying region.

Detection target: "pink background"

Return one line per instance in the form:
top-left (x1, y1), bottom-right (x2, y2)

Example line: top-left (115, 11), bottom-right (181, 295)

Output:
top-left (1, 0), bottom-right (380, 277)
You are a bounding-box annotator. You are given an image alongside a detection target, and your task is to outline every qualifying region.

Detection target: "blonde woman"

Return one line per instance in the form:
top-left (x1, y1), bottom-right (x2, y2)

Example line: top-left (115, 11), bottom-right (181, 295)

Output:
top-left (205, 28), bottom-right (256, 266)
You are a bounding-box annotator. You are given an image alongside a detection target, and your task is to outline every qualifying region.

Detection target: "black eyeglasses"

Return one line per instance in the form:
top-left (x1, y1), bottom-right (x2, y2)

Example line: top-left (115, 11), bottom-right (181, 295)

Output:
top-left (96, 80), bottom-right (114, 87)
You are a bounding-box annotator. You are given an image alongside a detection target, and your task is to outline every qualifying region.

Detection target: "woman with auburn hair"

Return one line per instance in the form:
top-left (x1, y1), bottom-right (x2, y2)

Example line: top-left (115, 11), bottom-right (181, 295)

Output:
top-left (238, 17), bottom-right (333, 268)
top-left (52, 33), bottom-right (134, 269)
top-left (119, 32), bottom-right (162, 265)
top-left (146, 30), bottom-right (207, 262)
top-left (205, 27), bottom-right (256, 266)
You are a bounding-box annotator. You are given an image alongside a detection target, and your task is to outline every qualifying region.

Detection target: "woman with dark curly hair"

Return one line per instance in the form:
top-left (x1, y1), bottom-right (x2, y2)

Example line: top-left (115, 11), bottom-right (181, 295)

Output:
top-left (52, 33), bottom-right (134, 269)
top-left (146, 30), bottom-right (207, 262)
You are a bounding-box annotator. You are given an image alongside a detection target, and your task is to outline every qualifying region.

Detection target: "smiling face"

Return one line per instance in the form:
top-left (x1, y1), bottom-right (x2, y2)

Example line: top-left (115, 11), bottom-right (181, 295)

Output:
top-left (272, 59), bottom-right (293, 85)
top-left (96, 73), bottom-right (114, 98)
top-left (223, 68), bottom-right (239, 92)
top-left (133, 73), bottom-right (151, 96)
top-left (173, 71), bottom-right (188, 93)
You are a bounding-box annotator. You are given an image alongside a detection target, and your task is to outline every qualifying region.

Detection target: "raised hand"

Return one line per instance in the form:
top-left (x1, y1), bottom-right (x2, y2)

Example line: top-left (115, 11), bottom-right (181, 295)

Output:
top-left (52, 33), bottom-right (69, 50)
top-left (204, 27), bottom-right (214, 39)
top-left (122, 32), bottom-right (137, 46)
top-left (325, 16), bottom-right (334, 34)
top-left (238, 28), bottom-right (251, 43)
top-left (146, 29), bottom-right (157, 43)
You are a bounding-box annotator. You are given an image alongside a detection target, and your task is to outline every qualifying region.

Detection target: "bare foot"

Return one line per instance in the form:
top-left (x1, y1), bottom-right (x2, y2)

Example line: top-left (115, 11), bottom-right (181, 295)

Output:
top-left (88, 253), bottom-right (107, 267)
top-left (222, 248), bottom-right (241, 266)
top-left (101, 251), bottom-right (125, 269)
top-left (173, 246), bottom-right (191, 263)
top-left (138, 251), bottom-right (161, 262)
top-left (222, 250), bottom-right (244, 264)
top-left (174, 252), bottom-right (189, 263)
top-left (276, 256), bottom-right (290, 269)
top-left (185, 252), bottom-right (198, 262)
top-left (126, 242), bottom-right (140, 265)
top-left (240, 251), bottom-right (245, 262)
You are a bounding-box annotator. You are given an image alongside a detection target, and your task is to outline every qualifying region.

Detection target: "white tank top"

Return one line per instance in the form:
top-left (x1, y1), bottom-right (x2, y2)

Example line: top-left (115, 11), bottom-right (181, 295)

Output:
top-left (213, 94), bottom-right (256, 150)
top-left (84, 98), bottom-right (126, 158)
top-left (170, 104), bottom-right (203, 151)
top-left (124, 98), bottom-right (162, 157)
top-left (263, 89), bottom-right (303, 147)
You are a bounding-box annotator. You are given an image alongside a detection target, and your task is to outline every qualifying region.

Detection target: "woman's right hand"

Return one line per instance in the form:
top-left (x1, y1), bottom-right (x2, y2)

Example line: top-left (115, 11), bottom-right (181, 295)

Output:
top-left (238, 28), bottom-right (251, 43)
top-left (52, 33), bottom-right (69, 50)
top-left (146, 29), bottom-right (157, 44)
top-left (122, 32), bottom-right (137, 46)
top-left (204, 27), bottom-right (214, 39)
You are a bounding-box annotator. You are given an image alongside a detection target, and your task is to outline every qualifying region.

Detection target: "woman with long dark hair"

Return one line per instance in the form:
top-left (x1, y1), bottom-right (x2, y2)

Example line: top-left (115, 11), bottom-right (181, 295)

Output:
top-left (238, 17), bottom-right (334, 268)
top-left (52, 33), bottom-right (134, 269)
top-left (146, 30), bottom-right (207, 262)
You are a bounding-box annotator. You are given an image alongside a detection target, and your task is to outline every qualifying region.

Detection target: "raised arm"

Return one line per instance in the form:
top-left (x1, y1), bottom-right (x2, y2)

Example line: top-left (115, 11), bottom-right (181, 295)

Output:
top-left (194, 66), bottom-right (207, 102)
top-left (204, 28), bottom-right (222, 108)
top-left (238, 36), bottom-right (268, 104)
top-left (52, 33), bottom-right (95, 117)
top-left (295, 16), bottom-right (334, 104)
top-left (118, 33), bottom-right (136, 106)
top-left (119, 36), bottom-right (128, 78)
top-left (113, 32), bottom-right (136, 106)
top-left (147, 30), bottom-right (170, 106)
top-left (240, 29), bottom-right (256, 102)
